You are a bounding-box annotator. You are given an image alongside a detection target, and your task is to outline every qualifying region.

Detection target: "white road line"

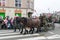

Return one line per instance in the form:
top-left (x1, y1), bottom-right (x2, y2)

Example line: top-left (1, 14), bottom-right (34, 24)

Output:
top-left (0, 33), bottom-right (60, 40)
top-left (48, 31), bottom-right (55, 34)
top-left (0, 33), bottom-right (40, 39)
top-left (17, 36), bottom-right (46, 40)
top-left (18, 34), bottom-right (60, 40)
top-left (47, 34), bottom-right (60, 39)
top-left (0, 32), bottom-right (13, 34)
top-left (0, 31), bottom-right (60, 40)
top-left (0, 33), bottom-right (19, 36)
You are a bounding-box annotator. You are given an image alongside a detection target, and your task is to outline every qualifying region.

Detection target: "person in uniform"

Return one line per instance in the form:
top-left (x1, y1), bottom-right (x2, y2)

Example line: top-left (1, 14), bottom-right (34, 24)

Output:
top-left (39, 14), bottom-right (48, 32)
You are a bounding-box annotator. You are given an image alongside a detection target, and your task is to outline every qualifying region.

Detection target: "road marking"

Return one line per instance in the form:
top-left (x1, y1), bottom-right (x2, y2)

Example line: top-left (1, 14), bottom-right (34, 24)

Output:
top-left (0, 33), bottom-right (60, 40)
top-left (47, 34), bottom-right (60, 39)
top-left (0, 33), bottom-right (40, 39)
top-left (17, 36), bottom-right (46, 40)
top-left (0, 30), bottom-right (60, 40)
top-left (48, 31), bottom-right (55, 34)
top-left (18, 34), bottom-right (60, 40)
top-left (0, 33), bottom-right (19, 36)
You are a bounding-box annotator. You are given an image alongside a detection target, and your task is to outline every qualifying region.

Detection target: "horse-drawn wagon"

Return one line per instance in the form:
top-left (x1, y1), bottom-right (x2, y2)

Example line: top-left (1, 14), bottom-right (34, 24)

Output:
top-left (13, 16), bottom-right (55, 34)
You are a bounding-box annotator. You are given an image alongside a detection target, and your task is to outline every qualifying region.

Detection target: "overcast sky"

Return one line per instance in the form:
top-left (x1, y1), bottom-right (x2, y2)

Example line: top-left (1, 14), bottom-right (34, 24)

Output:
top-left (34, 0), bottom-right (60, 14)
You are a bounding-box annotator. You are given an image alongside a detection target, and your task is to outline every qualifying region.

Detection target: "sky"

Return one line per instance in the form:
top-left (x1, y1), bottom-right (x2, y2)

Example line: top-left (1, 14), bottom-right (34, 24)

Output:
top-left (34, 0), bottom-right (60, 15)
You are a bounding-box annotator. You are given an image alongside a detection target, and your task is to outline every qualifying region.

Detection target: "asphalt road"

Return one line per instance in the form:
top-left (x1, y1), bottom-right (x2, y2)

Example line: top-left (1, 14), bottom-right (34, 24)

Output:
top-left (0, 23), bottom-right (60, 40)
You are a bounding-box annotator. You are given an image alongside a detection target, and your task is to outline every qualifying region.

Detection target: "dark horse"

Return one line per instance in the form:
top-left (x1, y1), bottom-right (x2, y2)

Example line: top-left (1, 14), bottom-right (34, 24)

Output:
top-left (13, 17), bottom-right (22, 32)
top-left (13, 17), bottom-right (28, 33)
top-left (20, 17), bottom-right (41, 34)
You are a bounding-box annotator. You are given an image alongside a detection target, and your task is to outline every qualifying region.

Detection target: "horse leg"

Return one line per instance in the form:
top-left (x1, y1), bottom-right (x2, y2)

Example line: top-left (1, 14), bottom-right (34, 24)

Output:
top-left (29, 28), bottom-right (32, 34)
top-left (31, 27), bottom-right (34, 34)
top-left (20, 28), bottom-right (23, 34)
top-left (20, 24), bottom-right (24, 34)
top-left (23, 27), bottom-right (28, 34)
top-left (20, 24), bottom-right (25, 34)
top-left (29, 27), bottom-right (34, 34)
top-left (18, 24), bottom-right (20, 32)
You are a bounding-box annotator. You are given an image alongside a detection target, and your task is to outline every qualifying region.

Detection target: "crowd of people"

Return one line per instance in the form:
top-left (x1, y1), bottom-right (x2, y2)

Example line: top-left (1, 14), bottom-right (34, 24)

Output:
top-left (0, 16), bottom-right (14, 29)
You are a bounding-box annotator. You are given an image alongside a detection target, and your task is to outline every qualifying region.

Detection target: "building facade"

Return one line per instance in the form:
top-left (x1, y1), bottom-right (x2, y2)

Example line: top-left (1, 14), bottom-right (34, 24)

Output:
top-left (0, 0), bottom-right (34, 19)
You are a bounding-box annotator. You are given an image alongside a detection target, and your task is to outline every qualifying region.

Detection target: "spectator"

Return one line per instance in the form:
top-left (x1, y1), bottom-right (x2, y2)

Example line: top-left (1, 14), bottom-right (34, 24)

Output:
top-left (10, 18), bottom-right (13, 29)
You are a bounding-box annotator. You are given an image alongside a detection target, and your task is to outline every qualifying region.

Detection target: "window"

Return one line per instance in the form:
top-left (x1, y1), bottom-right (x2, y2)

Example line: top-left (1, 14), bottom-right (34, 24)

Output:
top-left (0, 0), bottom-right (5, 6)
top-left (15, 0), bottom-right (18, 2)
top-left (27, 0), bottom-right (30, 8)
top-left (2, 2), bottom-right (5, 6)
top-left (15, 0), bottom-right (18, 3)
top-left (15, 0), bottom-right (21, 8)
top-left (19, 4), bottom-right (21, 7)
top-left (15, 4), bottom-right (18, 6)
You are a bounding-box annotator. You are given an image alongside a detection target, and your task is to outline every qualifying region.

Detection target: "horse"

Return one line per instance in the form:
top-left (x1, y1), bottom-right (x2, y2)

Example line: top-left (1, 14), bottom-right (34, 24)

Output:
top-left (13, 17), bottom-right (22, 32)
top-left (20, 17), bottom-right (41, 34)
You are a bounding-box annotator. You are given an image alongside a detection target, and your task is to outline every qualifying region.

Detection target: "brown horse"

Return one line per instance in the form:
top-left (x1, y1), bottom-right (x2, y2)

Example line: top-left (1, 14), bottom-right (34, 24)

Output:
top-left (19, 17), bottom-right (47, 33)
top-left (21, 17), bottom-right (41, 34)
